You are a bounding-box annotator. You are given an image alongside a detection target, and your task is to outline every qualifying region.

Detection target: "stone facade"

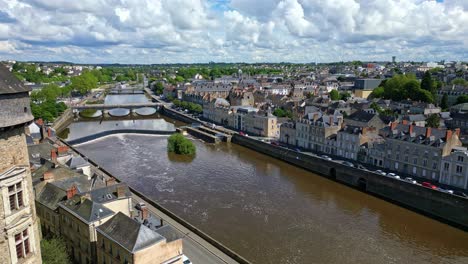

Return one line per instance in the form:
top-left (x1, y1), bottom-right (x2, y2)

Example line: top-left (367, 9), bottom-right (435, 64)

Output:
top-left (0, 126), bottom-right (42, 264)
top-left (440, 149), bottom-right (468, 190)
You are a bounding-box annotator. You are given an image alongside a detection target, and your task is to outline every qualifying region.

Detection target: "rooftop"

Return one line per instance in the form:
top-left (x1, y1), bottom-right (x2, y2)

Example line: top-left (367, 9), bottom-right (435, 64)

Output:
top-left (97, 212), bottom-right (165, 253)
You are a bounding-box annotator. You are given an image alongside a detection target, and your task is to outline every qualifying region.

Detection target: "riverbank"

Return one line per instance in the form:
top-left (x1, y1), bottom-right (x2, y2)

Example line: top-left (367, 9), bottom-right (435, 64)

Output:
top-left (232, 134), bottom-right (468, 231)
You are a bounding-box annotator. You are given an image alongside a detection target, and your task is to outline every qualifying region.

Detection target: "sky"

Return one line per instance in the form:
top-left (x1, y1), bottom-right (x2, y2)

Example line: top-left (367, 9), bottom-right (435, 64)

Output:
top-left (0, 0), bottom-right (467, 64)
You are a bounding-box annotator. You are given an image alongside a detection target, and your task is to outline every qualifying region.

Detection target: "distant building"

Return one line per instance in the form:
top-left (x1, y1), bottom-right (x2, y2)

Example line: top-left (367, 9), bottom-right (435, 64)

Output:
top-left (353, 79), bottom-right (382, 99)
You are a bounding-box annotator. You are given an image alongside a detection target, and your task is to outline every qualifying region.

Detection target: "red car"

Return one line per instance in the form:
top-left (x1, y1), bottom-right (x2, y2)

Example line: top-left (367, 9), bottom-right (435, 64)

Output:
top-left (239, 131), bottom-right (245, 136)
top-left (422, 182), bottom-right (437, 189)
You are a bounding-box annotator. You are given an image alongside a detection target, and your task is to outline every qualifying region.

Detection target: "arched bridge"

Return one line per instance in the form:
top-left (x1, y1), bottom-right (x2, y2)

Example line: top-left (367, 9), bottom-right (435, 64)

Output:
top-left (72, 102), bottom-right (163, 111)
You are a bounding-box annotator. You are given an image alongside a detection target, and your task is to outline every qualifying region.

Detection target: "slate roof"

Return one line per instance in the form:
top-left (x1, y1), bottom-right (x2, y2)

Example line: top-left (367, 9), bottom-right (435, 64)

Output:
top-left (28, 142), bottom-right (55, 164)
top-left (97, 212), bottom-right (165, 253)
top-left (84, 183), bottom-right (131, 204)
top-left (0, 64), bottom-right (30, 94)
top-left (36, 183), bottom-right (67, 210)
top-left (65, 155), bottom-right (89, 169)
top-left (346, 110), bottom-right (376, 123)
top-left (380, 124), bottom-right (448, 147)
top-left (60, 194), bottom-right (114, 224)
top-left (154, 225), bottom-right (182, 243)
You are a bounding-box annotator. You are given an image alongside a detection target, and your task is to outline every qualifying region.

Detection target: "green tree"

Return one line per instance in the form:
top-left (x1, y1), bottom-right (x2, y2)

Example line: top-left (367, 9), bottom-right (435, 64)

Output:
top-left (329, 90), bottom-right (340, 100)
top-left (421, 71), bottom-right (436, 96)
top-left (426, 114), bottom-right (440, 128)
top-left (167, 133), bottom-right (196, 155)
top-left (369, 86), bottom-right (384, 98)
top-left (340, 92), bottom-right (351, 101)
top-left (153, 82), bottom-right (164, 95)
top-left (41, 237), bottom-right (71, 264)
top-left (452, 78), bottom-right (468, 86)
top-left (440, 93), bottom-right (449, 110)
top-left (456, 95), bottom-right (468, 105)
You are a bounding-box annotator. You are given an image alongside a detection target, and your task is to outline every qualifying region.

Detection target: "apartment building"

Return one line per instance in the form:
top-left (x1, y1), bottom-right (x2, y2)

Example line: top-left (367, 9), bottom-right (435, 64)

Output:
top-left (440, 148), bottom-right (468, 190)
top-left (379, 122), bottom-right (462, 180)
top-left (295, 114), bottom-right (342, 153)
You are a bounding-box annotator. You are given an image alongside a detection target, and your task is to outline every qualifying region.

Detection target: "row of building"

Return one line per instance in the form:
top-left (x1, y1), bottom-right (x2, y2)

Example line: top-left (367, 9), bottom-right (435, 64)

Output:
top-left (0, 64), bottom-right (185, 264)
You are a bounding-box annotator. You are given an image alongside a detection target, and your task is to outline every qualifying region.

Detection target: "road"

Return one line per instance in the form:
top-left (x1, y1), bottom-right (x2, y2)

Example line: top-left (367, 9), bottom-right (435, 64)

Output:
top-left (131, 195), bottom-right (241, 264)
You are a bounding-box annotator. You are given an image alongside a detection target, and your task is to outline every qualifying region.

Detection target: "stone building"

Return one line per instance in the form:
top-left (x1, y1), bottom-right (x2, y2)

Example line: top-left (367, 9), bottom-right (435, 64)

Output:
top-left (0, 64), bottom-right (42, 264)
top-left (379, 122), bottom-right (462, 180)
top-left (295, 113), bottom-right (343, 152)
top-left (440, 147), bottom-right (468, 190)
top-left (96, 212), bottom-right (183, 264)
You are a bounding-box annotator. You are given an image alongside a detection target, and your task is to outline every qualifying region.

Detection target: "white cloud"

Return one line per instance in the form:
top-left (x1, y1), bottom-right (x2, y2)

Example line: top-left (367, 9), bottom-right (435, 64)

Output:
top-left (0, 0), bottom-right (464, 63)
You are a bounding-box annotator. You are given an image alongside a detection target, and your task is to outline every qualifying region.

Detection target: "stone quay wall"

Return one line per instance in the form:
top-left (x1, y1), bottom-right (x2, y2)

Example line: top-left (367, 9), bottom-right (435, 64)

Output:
top-left (52, 108), bottom-right (73, 134)
top-left (232, 134), bottom-right (468, 231)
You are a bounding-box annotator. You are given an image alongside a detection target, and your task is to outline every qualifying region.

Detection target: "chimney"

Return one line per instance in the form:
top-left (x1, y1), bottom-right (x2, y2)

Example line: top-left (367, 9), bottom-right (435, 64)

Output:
top-left (313, 113), bottom-right (318, 122)
top-left (47, 127), bottom-right (52, 138)
top-left (446, 129), bottom-right (453, 140)
top-left (455, 128), bottom-right (461, 137)
top-left (40, 125), bottom-right (47, 141)
top-left (402, 120), bottom-right (408, 125)
top-left (43, 171), bottom-right (54, 182)
top-left (116, 185), bottom-right (126, 198)
top-left (57, 146), bottom-right (69, 154)
top-left (362, 127), bottom-right (368, 135)
top-left (106, 177), bottom-right (116, 186)
top-left (409, 125), bottom-right (414, 136)
top-left (425, 127), bottom-right (432, 138)
top-left (66, 185), bottom-right (78, 200)
top-left (391, 122), bottom-right (397, 131)
top-left (50, 149), bottom-right (57, 162)
top-left (329, 116), bottom-right (333, 126)
top-left (141, 207), bottom-right (149, 220)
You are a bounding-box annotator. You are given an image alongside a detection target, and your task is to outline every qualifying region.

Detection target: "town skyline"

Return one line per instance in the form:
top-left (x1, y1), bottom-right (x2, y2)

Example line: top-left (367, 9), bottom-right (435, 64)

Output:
top-left (0, 0), bottom-right (467, 64)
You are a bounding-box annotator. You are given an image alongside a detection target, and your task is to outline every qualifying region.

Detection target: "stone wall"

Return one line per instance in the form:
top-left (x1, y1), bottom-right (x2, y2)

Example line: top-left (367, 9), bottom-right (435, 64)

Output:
top-left (0, 126), bottom-right (30, 172)
top-left (232, 134), bottom-right (468, 230)
top-left (52, 108), bottom-right (73, 134)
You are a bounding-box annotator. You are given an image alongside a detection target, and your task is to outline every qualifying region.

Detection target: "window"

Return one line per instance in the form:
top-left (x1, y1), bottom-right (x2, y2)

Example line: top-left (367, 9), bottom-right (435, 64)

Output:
top-left (15, 228), bottom-right (30, 259)
top-left (423, 159), bottom-right (428, 166)
top-left (432, 162), bottom-right (437, 170)
top-left (8, 182), bottom-right (24, 211)
top-left (413, 158), bottom-right (418, 165)
top-left (458, 156), bottom-right (464, 162)
top-left (444, 162), bottom-right (450, 171)
top-left (412, 167), bottom-right (417, 174)
top-left (456, 165), bottom-right (463, 174)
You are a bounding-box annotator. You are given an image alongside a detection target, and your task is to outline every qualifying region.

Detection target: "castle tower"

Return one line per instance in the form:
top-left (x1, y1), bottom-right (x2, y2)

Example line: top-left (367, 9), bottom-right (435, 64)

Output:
top-left (0, 64), bottom-right (42, 263)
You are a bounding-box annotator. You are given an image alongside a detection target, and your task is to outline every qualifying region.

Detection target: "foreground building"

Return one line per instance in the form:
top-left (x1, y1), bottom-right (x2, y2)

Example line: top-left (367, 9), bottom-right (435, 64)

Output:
top-left (0, 64), bottom-right (42, 263)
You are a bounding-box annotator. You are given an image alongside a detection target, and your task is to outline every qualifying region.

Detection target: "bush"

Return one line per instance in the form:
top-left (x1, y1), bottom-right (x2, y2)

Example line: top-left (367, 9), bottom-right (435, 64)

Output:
top-left (167, 133), bottom-right (196, 155)
top-left (41, 237), bottom-right (71, 264)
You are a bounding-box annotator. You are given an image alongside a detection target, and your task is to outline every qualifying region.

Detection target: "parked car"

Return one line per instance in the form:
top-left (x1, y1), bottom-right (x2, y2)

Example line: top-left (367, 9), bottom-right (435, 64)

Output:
top-left (294, 148), bottom-right (301, 152)
top-left (404, 177), bottom-right (417, 184)
top-left (438, 188), bottom-right (454, 194)
top-left (320, 155), bottom-right (332, 161)
top-left (422, 182), bottom-right (437, 190)
top-left (376, 170), bottom-right (387, 176)
top-left (271, 141), bottom-right (280, 146)
top-left (182, 255), bottom-right (191, 264)
top-left (239, 131), bottom-right (246, 136)
top-left (342, 161), bottom-right (355, 167)
top-left (357, 164), bottom-right (368, 170)
top-left (135, 202), bottom-right (146, 210)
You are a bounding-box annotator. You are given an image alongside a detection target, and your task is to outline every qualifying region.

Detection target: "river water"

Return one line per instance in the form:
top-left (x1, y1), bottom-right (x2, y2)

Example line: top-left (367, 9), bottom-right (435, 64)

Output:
top-left (69, 93), bottom-right (468, 264)
top-left (75, 134), bottom-right (468, 264)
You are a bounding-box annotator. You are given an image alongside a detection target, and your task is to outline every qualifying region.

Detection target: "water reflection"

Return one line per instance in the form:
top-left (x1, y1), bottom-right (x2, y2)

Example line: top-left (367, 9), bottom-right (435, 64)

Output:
top-left (108, 108), bottom-right (130, 116)
top-left (135, 107), bottom-right (157, 116)
top-left (167, 152), bottom-right (196, 163)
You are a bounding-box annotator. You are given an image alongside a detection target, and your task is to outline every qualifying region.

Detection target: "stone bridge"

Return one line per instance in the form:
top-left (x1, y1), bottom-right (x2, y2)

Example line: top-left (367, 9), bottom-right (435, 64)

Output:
top-left (72, 102), bottom-right (163, 111)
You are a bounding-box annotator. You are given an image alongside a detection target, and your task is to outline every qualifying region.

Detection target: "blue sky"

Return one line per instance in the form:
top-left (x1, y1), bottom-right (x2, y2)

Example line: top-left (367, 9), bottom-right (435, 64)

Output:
top-left (0, 0), bottom-right (466, 64)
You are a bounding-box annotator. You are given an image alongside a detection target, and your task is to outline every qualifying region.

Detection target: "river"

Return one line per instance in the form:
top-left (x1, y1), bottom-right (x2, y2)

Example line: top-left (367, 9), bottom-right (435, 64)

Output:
top-left (67, 93), bottom-right (468, 264)
top-left (74, 134), bottom-right (468, 264)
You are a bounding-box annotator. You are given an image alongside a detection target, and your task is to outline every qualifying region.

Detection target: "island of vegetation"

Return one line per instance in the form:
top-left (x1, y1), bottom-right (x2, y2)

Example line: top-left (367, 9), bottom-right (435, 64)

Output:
top-left (167, 133), bottom-right (196, 155)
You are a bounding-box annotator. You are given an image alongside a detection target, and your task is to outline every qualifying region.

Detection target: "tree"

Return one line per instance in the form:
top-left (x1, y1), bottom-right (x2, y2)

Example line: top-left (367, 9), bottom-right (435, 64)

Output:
top-left (153, 82), bottom-right (164, 95)
top-left (340, 92), bottom-right (351, 101)
top-left (426, 114), bottom-right (440, 128)
top-left (370, 86), bottom-right (384, 98)
top-left (41, 237), bottom-right (71, 264)
top-left (167, 133), bottom-right (196, 155)
top-left (421, 71), bottom-right (436, 96)
top-left (440, 93), bottom-right (449, 110)
top-left (456, 95), bottom-right (468, 105)
top-left (452, 78), bottom-right (468, 86)
top-left (329, 90), bottom-right (340, 100)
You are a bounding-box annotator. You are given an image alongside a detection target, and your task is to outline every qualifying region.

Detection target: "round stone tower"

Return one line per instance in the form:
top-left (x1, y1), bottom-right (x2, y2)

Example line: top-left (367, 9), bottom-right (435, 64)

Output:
top-left (0, 64), bottom-right (42, 264)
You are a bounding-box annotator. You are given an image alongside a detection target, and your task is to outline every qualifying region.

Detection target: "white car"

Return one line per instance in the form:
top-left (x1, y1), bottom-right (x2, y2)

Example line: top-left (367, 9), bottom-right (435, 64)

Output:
top-left (387, 173), bottom-right (400, 179)
top-left (376, 170), bottom-right (387, 176)
top-left (182, 255), bottom-right (191, 264)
